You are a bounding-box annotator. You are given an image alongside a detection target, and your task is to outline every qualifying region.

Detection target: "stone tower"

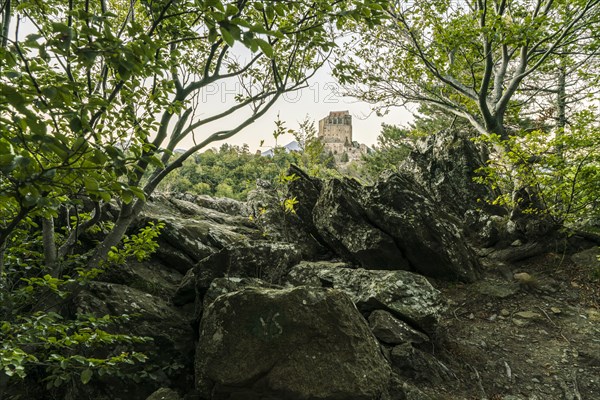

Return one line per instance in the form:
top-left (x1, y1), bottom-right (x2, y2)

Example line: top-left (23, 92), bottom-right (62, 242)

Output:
top-left (318, 111), bottom-right (352, 155)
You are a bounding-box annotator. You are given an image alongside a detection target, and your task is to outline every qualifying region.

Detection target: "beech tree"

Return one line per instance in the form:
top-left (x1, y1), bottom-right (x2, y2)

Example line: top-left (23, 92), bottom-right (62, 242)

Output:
top-left (0, 0), bottom-right (386, 275)
top-left (335, 0), bottom-right (600, 138)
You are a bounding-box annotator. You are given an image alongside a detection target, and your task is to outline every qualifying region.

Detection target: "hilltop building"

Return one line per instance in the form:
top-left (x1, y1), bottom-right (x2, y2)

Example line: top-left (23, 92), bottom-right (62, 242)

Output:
top-left (318, 111), bottom-right (369, 163)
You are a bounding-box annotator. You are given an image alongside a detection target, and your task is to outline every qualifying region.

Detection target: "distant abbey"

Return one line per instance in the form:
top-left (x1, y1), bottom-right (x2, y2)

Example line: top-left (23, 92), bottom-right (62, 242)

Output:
top-left (318, 111), bottom-right (369, 163)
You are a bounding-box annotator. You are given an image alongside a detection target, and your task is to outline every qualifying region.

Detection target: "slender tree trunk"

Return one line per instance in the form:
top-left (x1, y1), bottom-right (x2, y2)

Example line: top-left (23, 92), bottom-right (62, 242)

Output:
top-left (1, 0), bottom-right (11, 48)
top-left (555, 60), bottom-right (567, 158)
top-left (0, 238), bottom-right (6, 285)
top-left (556, 63), bottom-right (567, 132)
top-left (42, 217), bottom-right (57, 272)
top-left (87, 200), bottom-right (145, 269)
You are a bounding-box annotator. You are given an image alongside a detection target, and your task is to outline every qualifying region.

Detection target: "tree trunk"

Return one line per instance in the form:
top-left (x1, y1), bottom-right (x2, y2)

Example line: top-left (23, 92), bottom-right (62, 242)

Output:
top-left (87, 200), bottom-right (145, 270)
top-left (0, 239), bottom-right (5, 285)
top-left (555, 60), bottom-right (567, 158)
top-left (42, 217), bottom-right (57, 272)
top-left (556, 63), bottom-right (567, 132)
top-left (42, 217), bottom-right (61, 278)
top-left (1, 0), bottom-right (11, 48)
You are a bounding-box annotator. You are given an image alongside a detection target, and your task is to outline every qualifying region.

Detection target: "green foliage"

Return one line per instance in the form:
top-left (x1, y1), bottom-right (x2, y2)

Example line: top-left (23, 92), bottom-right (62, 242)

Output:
top-left (0, 0), bottom-right (389, 395)
top-left (0, 220), bottom-right (164, 392)
top-left (361, 124), bottom-right (418, 178)
top-left (158, 116), bottom-right (339, 200)
top-left (278, 171), bottom-right (300, 215)
top-left (0, 311), bottom-right (149, 389)
top-left (158, 144), bottom-right (296, 200)
top-left (474, 111), bottom-right (600, 228)
top-left (107, 221), bottom-right (165, 265)
top-left (335, 1), bottom-right (600, 137)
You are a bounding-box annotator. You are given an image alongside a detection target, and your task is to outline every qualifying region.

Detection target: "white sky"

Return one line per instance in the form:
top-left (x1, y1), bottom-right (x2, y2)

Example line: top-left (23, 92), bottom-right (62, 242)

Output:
top-left (183, 64), bottom-right (415, 152)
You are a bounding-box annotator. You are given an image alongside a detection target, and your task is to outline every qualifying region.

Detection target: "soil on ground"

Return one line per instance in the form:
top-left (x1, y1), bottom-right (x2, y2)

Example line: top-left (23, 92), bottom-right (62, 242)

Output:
top-left (424, 251), bottom-right (600, 400)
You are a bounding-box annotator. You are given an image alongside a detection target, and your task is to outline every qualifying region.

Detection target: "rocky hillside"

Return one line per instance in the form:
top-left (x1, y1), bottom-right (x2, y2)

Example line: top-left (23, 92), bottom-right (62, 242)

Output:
top-left (21, 135), bottom-right (598, 400)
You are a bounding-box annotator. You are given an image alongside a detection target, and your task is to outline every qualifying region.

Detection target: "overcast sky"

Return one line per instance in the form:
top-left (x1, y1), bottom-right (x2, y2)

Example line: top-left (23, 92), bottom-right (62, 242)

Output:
top-left (183, 64), bottom-right (415, 152)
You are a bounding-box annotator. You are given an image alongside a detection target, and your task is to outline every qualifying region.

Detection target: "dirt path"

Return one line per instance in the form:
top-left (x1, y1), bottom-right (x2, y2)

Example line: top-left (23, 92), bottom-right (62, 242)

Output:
top-left (426, 251), bottom-right (600, 400)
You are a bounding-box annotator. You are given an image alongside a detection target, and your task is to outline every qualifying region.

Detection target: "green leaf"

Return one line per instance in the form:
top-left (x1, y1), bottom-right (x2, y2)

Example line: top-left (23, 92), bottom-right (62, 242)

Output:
top-left (121, 190), bottom-right (134, 204)
top-left (0, 154), bottom-right (15, 171)
top-left (129, 186), bottom-right (146, 202)
top-left (80, 369), bottom-right (93, 385)
top-left (83, 177), bottom-right (99, 192)
top-left (70, 117), bottom-right (83, 133)
top-left (42, 87), bottom-right (58, 99)
top-left (225, 4), bottom-right (239, 16)
top-left (219, 26), bottom-right (235, 47)
top-left (147, 155), bottom-right (164, 169)
top-left (254, 39), bottom-right (274, 58)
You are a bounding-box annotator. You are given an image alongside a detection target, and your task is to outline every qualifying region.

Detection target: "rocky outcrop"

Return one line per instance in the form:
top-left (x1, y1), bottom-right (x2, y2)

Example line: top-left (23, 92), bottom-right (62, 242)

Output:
top-left (195, 285), bottom-right (391, 400)
top-left (193, 241), bottom-right (304, 296)
top-left (287, 261), bottom-right (445, 334)
top-left (141, 193), bottom-right (261, 271)
top-left (144, 167), bottom-right (482, 283)
top-left (59, 160), bottom-right (492, 400)
top-left (364, 172), bottom-right (482, 281)
top-left (284, 169), bottom-right (482, 281)
top-left (400, 131), bottom-right (497, 219)
top-left (313, 178), bottom-right (411, 270)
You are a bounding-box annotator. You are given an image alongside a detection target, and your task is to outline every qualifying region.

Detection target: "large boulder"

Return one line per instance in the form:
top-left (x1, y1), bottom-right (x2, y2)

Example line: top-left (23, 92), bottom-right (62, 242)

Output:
top-left (286, 261), bottom-right (445, 334)
top-left (400, 131), bottom-right (497, 219)
top-left (296, 168), bottom-right (481, 281)
top-left (364, 172), bottom-right (482, 282)
top-left (313, 178), bottom-right (411, 270)
top-left (140, 194), bottom-right (260, 271)
top-left (194, 241), bottom-right (304, 295)
top-left (195, 286), bottom-right (391, 400)
top-left (286, 164), bottom-right (324, 237)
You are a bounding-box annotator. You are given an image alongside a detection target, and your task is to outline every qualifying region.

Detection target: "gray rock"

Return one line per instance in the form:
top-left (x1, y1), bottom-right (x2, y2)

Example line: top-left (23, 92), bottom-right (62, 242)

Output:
top-left (390, 343), bottom-right (453, 385)
top-left (175, 192), bottom-right (246, 215)
top-left (514, 311), bottom-right (542, 319)
top-left (363, 172), bottom-right (482, 282)
top-left (141, 194), bottom-right (258, 265)
top-left (154, 241), bottom-right (196, 274)
top-left (313, 178), bottom-right (411, 270)
top-left (195, 286), bottom-right (391, 399)
top-left (194, 241), bottom-right (304, 296)
top-left (285, 164), bottom-right (327, 246)
top-left (369, 310), bottom-right (430, 345)
top-left (399, 131), bottom-right (498, 219)
top-left (571, 247), bottom-right (600, 271)
top-left (287, 261), bottom-right (445, 334)
top-left (203, 276), bottom-right (280, 308)
top-left (245, 174), bottom-right (330, 259)
top-left (172, 268), bottom-right (195, 306)
top-left (98, 259), bottom-right (182, 299)
top-left (145, 388), bottom-right (181, 400)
